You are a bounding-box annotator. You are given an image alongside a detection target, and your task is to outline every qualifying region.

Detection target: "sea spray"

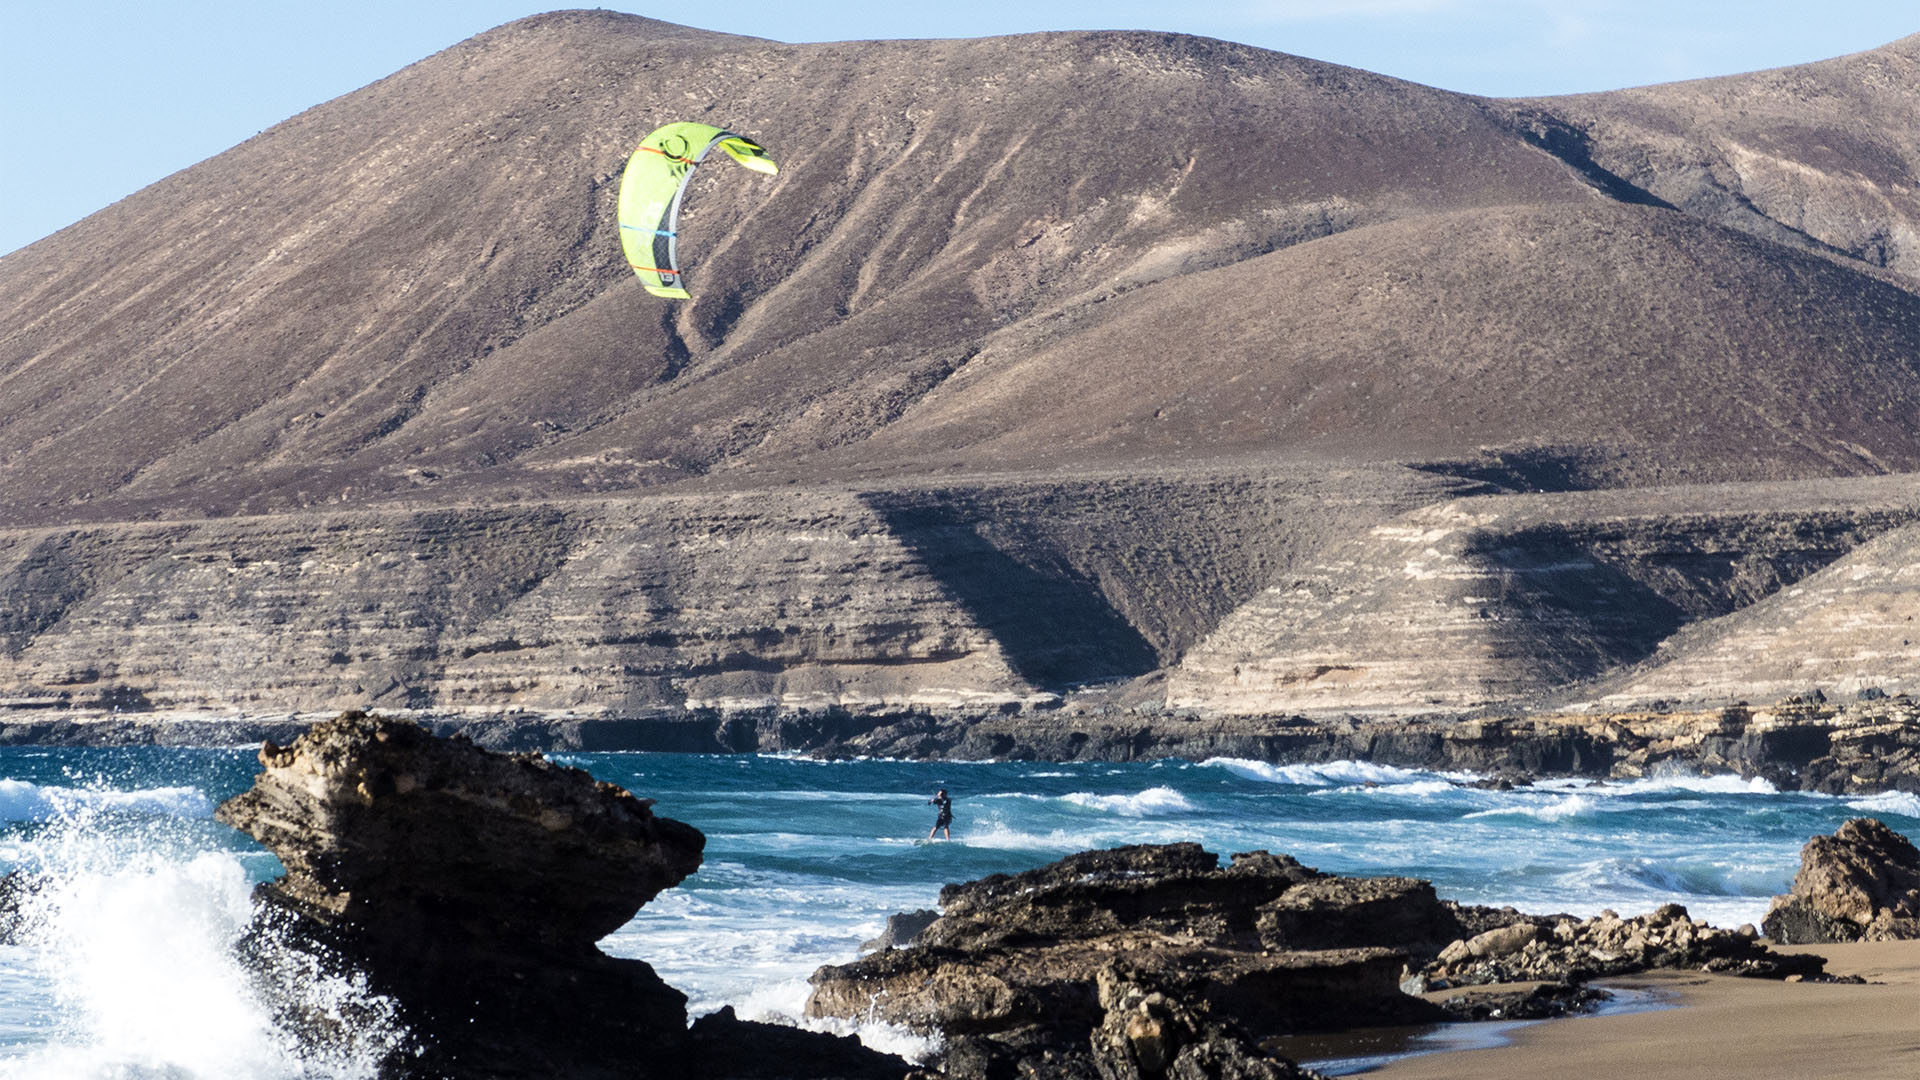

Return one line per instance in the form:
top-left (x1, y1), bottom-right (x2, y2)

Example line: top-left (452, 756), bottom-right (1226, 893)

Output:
top-left (9, 747), bottom-right (1920, 1070)
top-left (0, 790), bottom-right (406, 1079)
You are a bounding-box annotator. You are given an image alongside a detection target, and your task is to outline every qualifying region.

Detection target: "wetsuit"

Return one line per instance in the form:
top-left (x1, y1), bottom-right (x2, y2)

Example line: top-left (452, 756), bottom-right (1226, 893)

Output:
top-left (930, 793), bottom-right (953, 830)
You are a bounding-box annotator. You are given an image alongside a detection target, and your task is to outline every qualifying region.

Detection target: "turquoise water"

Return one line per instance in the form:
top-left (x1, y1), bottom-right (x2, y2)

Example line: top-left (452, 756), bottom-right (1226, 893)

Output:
top-left (2, 746), bottom-right (1917, 1077)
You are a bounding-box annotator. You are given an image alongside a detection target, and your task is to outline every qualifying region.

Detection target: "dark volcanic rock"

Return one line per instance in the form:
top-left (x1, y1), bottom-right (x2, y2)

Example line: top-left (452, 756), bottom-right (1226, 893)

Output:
top-left (217, 711), bottom-right (908, 1079)
top-left (810, 842), bottom-right (1839, 1077)
top-left (1256, 876), bottom-right (1454, 951)
top-left (1426, 902), bottom-right (1824, 985)
top-left (217, 710), bottom-right (705, 953)
top-left (217, 710), bottom-right (703, 1077)
top-left (808, 845), bottom-right (1440, 1078)
top-left (1762, 818), bottom-right (1920, 944)
top-left (863, 908), bottom-right (941, 953)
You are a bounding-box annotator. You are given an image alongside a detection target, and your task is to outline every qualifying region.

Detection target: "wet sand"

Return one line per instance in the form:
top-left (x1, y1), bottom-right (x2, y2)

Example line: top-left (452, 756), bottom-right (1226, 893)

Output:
top-left (1372, 941), bottom-right (1920, 1079)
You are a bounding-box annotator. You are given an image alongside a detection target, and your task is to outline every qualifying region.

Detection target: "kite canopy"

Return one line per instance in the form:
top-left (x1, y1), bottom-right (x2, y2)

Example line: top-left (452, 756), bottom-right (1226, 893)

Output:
top-left (618, 122), bottom-right (778, 299)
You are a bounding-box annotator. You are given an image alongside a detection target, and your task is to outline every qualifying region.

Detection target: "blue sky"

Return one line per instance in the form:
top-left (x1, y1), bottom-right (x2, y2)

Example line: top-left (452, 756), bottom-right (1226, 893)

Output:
top-left (3, 2), bottom-right (1916, 256)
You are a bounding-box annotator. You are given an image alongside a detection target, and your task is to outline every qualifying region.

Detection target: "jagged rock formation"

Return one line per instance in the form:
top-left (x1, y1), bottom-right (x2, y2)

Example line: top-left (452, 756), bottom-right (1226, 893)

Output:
top-left (1423, 903), bottom-right (1822, 986)
top-left (215, 711), bottom-right (907, 1079)
top-left (1762, 818), bottom-right (1920, 944)
top-left (808, 843), bottom-right (1831, 1077)
top-left (806, 845), bottom-right (1425, 1078)
top-left (5, 14), bottom-right (1920, 720)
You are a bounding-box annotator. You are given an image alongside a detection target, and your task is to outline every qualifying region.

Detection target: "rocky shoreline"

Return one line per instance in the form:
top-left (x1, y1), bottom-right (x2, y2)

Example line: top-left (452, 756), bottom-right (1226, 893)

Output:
top-left (7, 695), bottom-right (1920, 793)
top-left (17, 711), bottom-right (1919, 1078)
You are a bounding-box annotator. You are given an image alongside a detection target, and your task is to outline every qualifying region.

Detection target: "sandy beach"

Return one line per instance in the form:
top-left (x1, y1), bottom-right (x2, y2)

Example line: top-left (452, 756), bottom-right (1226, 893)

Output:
top-left (1373, 941), bottom-right (1920, 1079)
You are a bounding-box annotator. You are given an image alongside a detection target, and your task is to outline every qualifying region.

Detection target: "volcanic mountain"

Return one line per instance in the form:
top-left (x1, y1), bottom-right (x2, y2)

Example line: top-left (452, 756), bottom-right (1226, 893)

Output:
top-left (2, 11), bottom-right (1918, 720)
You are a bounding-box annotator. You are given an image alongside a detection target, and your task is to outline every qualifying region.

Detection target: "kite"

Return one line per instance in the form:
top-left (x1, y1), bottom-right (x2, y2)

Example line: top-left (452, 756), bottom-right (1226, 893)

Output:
top-left (617, 122), bottom-right (778, 299)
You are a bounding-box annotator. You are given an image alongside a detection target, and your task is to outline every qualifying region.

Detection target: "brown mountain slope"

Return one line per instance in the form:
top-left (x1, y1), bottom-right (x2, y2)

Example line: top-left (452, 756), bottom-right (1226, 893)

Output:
top-left (1531, 32), bottom-right (1920, 279)
top-left (5, 14), bottom-right (1920, 719)
top-left (0, 10), bottom-right (1598, 525)
top-left (828, 199), bottom-right (1920, 484)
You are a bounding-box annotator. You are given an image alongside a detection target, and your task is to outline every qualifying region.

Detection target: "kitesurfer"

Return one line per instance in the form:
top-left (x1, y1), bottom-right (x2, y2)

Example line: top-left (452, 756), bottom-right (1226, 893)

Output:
top-left (928, 788), bottom-right (953, 840)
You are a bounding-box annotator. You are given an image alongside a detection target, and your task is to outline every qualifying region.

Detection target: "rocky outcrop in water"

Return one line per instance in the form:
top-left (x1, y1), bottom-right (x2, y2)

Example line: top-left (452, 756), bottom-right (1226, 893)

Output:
top-left (1762, 818), bottom-right (1920, 944)
top-left (216, 711), bottom-right (908, 1080)
top-left (808, 845), bottom-right (1468, 1078)
top-left (809, 843), bottom-right (1837, 1078)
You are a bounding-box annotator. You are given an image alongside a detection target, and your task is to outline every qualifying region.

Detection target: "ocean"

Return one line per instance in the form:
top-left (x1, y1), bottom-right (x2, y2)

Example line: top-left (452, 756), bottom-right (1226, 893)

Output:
top-left (1, 744), bottom-right (1915, 1078)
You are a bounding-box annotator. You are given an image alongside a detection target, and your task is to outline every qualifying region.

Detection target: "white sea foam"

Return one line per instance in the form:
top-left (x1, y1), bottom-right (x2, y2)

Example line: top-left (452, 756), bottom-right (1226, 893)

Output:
top-left (1201, 758), bottom-right (1475, 787)
top-left (1598, 773), bottom-right (1779, 797)
top-left (0, 806), bottom-right (404, 1078)
top-left (0, 779), bottom-right (212, 824)
top-left (1846, 790), bottom-right (1920, 819)
top-left (1060, 786), bottom-right (1197, 817)
top-left (1463, 794), bottom-right (1598, 822)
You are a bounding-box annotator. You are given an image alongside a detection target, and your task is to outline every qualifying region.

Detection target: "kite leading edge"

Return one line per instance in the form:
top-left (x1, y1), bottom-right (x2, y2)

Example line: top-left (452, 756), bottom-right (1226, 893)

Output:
top-left (617, 122), bottom-right (778, 299)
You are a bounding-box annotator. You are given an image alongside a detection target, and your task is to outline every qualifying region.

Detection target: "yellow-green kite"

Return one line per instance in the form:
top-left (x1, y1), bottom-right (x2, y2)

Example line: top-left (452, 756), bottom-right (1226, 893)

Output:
top-left (618, 122), bottom-right (778, 299)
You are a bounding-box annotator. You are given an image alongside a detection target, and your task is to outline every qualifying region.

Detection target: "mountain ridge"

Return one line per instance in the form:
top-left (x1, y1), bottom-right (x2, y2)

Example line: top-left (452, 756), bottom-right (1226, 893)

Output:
top-left (4, 11), bottom-right (1920, 720)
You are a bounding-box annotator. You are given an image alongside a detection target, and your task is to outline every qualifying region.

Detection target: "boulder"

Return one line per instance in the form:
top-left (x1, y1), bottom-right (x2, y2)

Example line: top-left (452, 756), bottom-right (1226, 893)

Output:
top-left (218, 711), bottom-right (705, 953)
top-left (1256, 876), bottom-right (1455, 952)
top-left (923, 843), bottom-right (1312, 950)
top-left (1762, 818), bottom-right (1920, 944)
top-left (218, 711), bottom-right (908, 1080)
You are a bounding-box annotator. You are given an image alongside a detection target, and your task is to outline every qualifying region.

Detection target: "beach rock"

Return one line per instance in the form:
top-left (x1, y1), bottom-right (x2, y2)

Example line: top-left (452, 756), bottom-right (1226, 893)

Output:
top-left (921, 844), bottom-right (1316, 951)
top-left (1428, 903), bottom-right (1824, 985)
top-left (807, 844), bottom-right (1439, 1077)
top-left (1255, 876), bottom-right (1455, 952)
top-left (218, 711), bottom-right (908, 1080)
top-left (1762, 818), bottom-right (1920, 944)
top-left (863, 908), bottom-right (940, 953)
top-left (1091, 966), bottom-right (1318, 1080)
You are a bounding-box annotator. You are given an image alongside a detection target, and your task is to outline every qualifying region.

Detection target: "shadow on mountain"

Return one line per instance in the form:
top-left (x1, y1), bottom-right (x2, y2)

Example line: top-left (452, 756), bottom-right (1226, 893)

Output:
top-left (862, 492), bottom-right (1159, 690)
top-left (1411, 446), bottom-right (1638, 494)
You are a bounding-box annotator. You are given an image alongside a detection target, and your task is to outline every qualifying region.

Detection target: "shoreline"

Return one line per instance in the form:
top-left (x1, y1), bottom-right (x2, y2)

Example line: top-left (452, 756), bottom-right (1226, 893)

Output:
top-left (1279, 981), bottom-right (1676, 1075)
top-left (4, 699), bottom-right (1919, 795)
top-left (1368, 941), bottom-right (1920, 1080)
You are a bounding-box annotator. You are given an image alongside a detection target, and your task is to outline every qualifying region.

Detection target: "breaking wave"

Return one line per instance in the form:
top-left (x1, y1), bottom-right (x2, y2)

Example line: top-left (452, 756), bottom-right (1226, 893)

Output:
top-left (1199, 758), bottom-right (1473, 788)
top-left (0, 779), bottom-right (213, 825)
top-left (1060, 786), bottom-right (1197, 817)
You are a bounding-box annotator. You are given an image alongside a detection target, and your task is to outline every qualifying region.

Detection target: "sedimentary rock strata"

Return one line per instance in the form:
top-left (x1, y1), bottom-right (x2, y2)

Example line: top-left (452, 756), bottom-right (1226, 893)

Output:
top-left (217, 711), bottom-right (906, 1079)
top-left (1170, 479), bottom-right (1920, 715)
top-left (1763, 818), bottom-right (1920, 944)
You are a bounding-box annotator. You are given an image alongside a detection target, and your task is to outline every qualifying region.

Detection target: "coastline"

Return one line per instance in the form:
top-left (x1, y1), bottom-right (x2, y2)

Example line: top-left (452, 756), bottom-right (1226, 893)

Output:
top-left (1371, 941), bottom-right (1920, 1080)
top-left (6, 697), bottom-right (1918, 794)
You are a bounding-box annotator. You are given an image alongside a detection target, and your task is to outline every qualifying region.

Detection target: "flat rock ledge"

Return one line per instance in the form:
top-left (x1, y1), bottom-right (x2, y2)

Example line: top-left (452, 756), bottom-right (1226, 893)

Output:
top-left (216, 711), bottom-right (909, 1080)
top-left (804, 844), bottom-right (1823, 1080)
top-left (1763, 817), bottom-right (1920, 944)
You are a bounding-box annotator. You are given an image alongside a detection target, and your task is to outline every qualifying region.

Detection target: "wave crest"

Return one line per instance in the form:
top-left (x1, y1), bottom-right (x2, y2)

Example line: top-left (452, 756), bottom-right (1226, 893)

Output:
top-left (1060, 786), bottom-right (1197, 817)
top-left (0, 778), bottom-right (213, 824)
